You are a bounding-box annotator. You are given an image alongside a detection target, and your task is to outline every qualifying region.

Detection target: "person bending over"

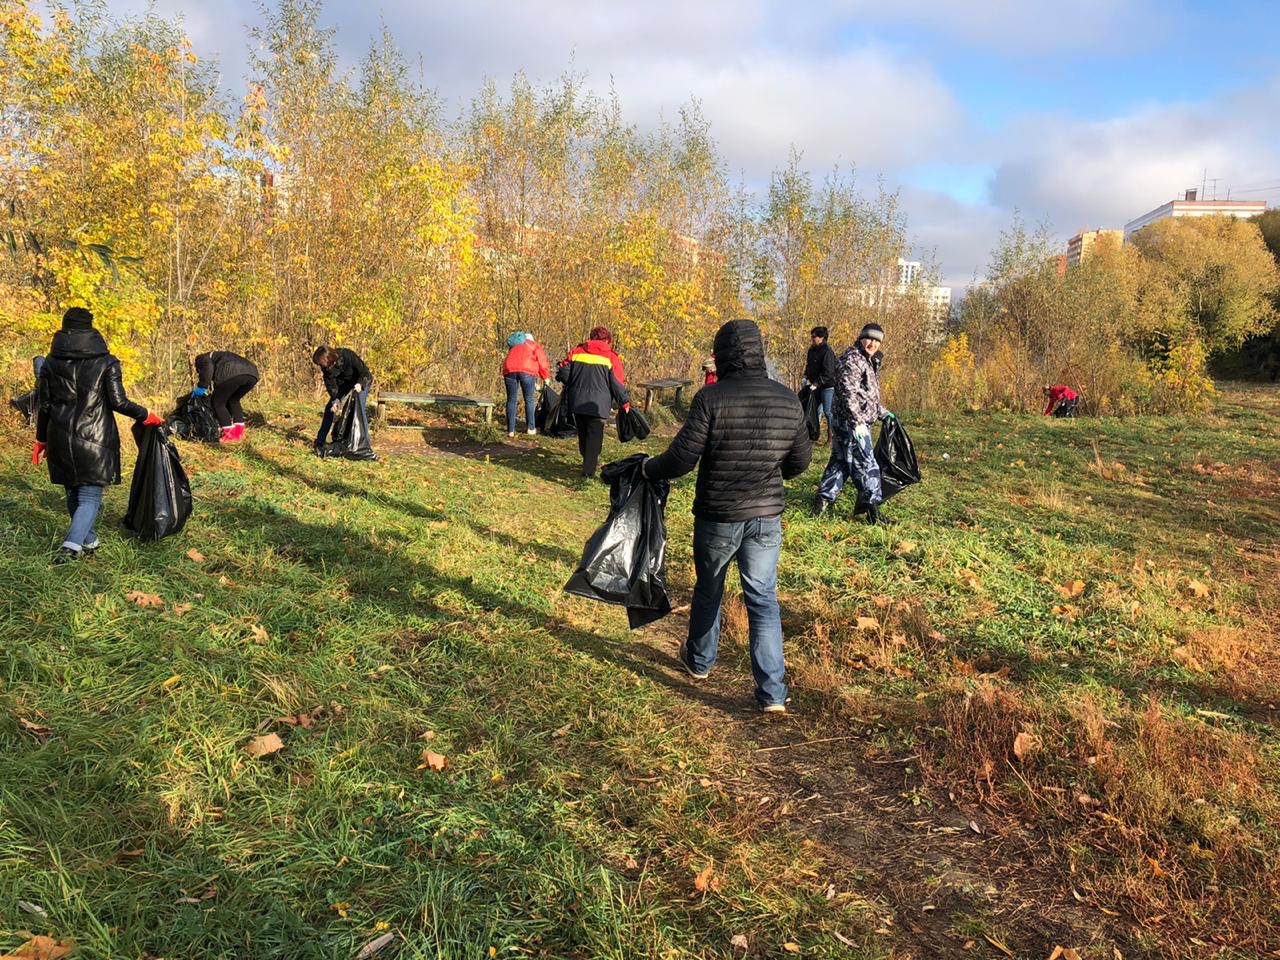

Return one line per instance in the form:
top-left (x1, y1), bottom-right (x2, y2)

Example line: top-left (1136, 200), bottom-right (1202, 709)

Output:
top-left (1043, 384), bottom-right (1079, 417)
top-left (311, 345), bottom-right (372, 452)
top-left (642, 319), bottom-right (812, 713)
top-left (32, 307), bottom-right (162, 564)
top-left (502, 331), bottom-right (551, 437)
top-left (193, 349), bottom-right (260, 443)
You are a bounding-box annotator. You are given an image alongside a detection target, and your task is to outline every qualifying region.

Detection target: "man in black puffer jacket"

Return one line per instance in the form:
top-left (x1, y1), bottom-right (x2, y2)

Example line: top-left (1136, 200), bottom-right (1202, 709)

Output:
top-left (33, 307), bottom-right (162, 564)
top-left (643, 319), bottom-right (812, 712)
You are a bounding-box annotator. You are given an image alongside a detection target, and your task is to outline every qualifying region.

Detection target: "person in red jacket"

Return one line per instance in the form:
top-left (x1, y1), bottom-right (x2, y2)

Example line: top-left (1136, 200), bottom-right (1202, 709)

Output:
top-left (502, 332), bottom-right (551, 437)
top-left (556, 326), bottom-right (630, 476)
top-left (1043, 384), bottom-right (1079, 417)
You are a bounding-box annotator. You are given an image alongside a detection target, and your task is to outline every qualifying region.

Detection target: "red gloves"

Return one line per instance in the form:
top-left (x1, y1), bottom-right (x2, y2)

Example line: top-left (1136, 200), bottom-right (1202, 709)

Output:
top-left (31, 441), bottom-right (46, 465)
top-left (143, 411), bottom-right (163, 427)
top-left (622, 402), bottom-right (632, 413)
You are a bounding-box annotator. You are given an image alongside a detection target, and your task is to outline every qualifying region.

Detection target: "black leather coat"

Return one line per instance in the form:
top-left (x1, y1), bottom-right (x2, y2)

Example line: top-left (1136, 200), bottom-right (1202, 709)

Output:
top-left (644, 320), bottom-right (812, 521)
top-left (36, 328), bottom-right (148, 487)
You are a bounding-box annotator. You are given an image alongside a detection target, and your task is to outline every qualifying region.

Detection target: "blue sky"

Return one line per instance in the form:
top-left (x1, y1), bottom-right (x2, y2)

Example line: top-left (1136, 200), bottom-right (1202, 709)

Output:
top-left (104, 0), bottom-right (1280, 286)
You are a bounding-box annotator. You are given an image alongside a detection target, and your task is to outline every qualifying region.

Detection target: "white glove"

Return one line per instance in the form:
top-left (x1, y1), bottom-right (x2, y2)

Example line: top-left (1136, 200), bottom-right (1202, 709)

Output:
top-left (330, 401), bottom-right (341, 414)
top-left (353, 383), bottom-right (363, 393)
top-left (854, 423), bottom-right (872, 441)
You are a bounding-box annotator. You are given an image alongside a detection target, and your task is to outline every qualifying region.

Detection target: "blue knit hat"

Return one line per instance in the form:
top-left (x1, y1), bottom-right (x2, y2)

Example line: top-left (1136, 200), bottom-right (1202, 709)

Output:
top-left (507, 331), bottom-right (529, 348)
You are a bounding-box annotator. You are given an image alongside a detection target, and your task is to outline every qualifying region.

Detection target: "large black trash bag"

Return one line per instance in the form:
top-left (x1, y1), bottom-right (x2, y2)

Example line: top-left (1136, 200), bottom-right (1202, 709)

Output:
top-left (124, 423), bottom-right (193, 541)
top-left (856, 417), bottom-right (922, 511)
top-left (168, 391), bottom-right (221, 442)
top-left (535, 384), bottom-right (560, 433)
top-left (616, 406), bottom-right (651, 442)
top-left (546, 387), bottom-right (577, 438)
top-left (319, 393), bottom-right (377, 460)
top-left (564, 454), bottom-right (671, 628)
top-left (798, 385), bottom-right (821, 441)
top-left (9, 389), bottom-right (37, 426)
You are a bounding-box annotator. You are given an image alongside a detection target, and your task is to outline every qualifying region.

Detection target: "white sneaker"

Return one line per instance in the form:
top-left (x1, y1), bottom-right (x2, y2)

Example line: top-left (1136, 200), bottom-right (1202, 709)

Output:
top-left (527, 428), bottom-right (538, 435)
top-left (507, 432), bottom-right (516, 438)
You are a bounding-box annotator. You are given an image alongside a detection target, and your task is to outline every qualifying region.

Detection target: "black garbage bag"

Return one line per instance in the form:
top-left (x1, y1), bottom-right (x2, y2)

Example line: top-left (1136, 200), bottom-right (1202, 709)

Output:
top-left (168, 391), bottom-right (221, 442)
top-left (319, 394), bottom-right (377, 460)
top-left (564, 454), bottom-right (671, 629)
top-left (798, 385), bottom-right (821, 441)
top-left (547, 387), bottom-right (577, 438)
top-left (124, 423), bottom-right (193, 541)
top-left (9, 389), bottom-right (37, 426)
top-left (535, 384), bottom-right (560, 433)
top-left (616, 406), bottom-right (651, 442)
top-left (856, 417), bottom-right (921, 511)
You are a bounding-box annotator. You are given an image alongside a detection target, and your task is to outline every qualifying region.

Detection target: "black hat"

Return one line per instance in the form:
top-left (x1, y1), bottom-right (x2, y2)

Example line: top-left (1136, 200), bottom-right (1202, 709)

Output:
top-left (62, 307), bottom-right (94, 330)
top-left (857, 322), bottom-right (884, 343)
top-left (810, 326), bottom-right (828, 339)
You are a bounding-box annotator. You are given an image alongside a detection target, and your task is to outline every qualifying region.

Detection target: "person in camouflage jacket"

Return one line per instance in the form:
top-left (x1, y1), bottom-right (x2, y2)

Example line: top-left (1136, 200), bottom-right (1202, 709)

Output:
top-left (813, 322), bottom-right (897, 525)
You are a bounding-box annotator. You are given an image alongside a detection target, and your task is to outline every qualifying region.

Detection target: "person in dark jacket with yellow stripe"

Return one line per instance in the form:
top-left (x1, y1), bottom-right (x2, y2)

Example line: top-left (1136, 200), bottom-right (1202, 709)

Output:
top-left (642, 319), bottom-right (812, 712)
top-left (556, 326), bottom-right (630, 476)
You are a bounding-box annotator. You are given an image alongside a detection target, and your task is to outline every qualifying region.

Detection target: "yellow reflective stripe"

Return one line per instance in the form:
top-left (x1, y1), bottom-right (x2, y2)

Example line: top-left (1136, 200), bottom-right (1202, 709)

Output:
top-left (571, 353), bottom-right (614, 367)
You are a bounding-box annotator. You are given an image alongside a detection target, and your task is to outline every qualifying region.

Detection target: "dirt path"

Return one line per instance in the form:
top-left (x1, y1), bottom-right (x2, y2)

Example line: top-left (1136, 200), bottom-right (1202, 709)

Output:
top-left (625, 617), bottom-right (1134, 959)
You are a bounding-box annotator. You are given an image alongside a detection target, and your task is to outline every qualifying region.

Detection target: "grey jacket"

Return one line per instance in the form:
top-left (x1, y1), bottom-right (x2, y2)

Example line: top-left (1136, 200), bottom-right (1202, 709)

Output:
top-left (834, 345), bottom-right (887, 426)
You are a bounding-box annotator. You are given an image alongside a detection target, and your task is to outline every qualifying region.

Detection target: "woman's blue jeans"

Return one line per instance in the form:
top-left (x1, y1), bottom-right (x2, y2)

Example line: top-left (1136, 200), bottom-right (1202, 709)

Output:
top-left (505, 372), bottom-right (537, 432)
top-left (63, 484), bottom-right (104, 552)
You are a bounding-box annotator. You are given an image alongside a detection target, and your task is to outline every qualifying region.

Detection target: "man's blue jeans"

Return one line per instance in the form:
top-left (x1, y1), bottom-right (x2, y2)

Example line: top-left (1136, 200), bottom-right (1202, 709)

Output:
top-left (504, 372), bottom-right (537, 432)
top-left (686, 516), bottom-right (787, 707)
top-left (316, 389), bottom-right (367, 445)
top-left (817, 414), bottom-right (882, 507)
top-left (818, 386), bottom-right (834, 431)
top-left (63, 484), bottom-right (104, 552)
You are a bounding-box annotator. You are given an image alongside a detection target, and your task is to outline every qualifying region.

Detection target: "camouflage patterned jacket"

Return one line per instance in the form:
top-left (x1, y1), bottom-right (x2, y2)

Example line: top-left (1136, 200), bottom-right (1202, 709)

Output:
top-left (834, 345), bottom-right (887, 427)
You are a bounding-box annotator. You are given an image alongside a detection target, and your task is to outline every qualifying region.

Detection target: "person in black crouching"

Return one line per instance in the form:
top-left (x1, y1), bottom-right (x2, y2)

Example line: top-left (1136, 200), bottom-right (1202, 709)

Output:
top-left (193, 350), bottom-right (260, 443)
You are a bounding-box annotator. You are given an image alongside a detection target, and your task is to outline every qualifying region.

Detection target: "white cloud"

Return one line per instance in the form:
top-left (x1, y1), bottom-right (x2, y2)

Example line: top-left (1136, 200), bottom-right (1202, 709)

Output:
top-left (987, 80), bottom-right (1280, 235)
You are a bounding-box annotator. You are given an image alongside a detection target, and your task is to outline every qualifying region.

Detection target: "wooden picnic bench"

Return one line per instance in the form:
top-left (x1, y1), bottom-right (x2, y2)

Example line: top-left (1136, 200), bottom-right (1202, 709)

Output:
top-left (374, 392), bottom-right (495, 428)
top-left (636, 378), bottom-right (694, 412)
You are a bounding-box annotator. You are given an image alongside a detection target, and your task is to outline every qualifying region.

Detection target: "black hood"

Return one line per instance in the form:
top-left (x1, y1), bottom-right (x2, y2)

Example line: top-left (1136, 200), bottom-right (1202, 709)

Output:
top-left (712, 319), bottom-right (767, 379)
top-left (49, 327), bottom-right (109, 360)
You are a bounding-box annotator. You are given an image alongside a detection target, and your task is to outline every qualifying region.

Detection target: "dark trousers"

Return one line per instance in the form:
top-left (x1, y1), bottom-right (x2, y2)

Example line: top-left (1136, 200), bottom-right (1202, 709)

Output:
top-left (577, 416), bottom-right (606, 476)
top-left (1052, 398), bottom-right (1079, 418)
top-left (211, 375), bottom-right (258, 427)
top-left (317, 389), bottom-right (367, 444)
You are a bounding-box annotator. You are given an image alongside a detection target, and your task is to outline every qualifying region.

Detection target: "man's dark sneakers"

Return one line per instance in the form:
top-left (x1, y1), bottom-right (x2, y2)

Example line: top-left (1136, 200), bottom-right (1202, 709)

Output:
top-left (866, 506), bottom-right (896, 526)
top-left (812, 496), bottom-right (830, 518)
top-left (52, 546), bottom-right (80, 565)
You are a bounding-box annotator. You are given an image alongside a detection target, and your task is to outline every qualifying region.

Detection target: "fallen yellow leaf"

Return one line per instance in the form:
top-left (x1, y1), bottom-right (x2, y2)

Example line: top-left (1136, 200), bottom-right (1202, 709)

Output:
top-left (186, 548), bottom-right (206, 563)
top-left (420, 749), bottom-right (448, 772)
top-left (1013, 731), bottom-right (1039, 760)
top-left (125, 590), bottom-right (164, 608)
top-left (782, 944), bottom-right (802, 955)
top-left (245, 733), bottom-right (284, 759)
top-left (854, 616), bottom-right (880, 632)
top-left (1186, 579), bottom-right (1210, 598)
top-left (0, 935), bottom-right (74, 960)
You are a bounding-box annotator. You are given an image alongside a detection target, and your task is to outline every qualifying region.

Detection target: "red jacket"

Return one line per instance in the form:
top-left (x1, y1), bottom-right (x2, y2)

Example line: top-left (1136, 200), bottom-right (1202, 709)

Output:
top-left (503, 339), bottom-right (551, 379)
top-left (1044, 384), bottom-right (1078, 415)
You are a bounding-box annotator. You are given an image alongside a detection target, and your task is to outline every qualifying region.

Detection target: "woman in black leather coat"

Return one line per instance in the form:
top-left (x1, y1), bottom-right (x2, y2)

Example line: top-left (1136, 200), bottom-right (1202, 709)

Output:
top-left (33, 308), bottom-right (162, 564)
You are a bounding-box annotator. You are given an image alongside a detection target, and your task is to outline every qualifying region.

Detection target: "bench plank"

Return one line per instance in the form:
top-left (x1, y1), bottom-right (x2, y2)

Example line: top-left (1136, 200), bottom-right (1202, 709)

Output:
top-left (376, 392), bottom-right (495, 426)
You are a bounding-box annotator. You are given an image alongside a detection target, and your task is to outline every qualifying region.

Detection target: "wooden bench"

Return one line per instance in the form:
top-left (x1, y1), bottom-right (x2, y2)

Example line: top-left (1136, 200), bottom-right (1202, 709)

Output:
top-left (636, 378), bottom-right (694, 412)
top-left (374, 392), bottom-right (495, 428)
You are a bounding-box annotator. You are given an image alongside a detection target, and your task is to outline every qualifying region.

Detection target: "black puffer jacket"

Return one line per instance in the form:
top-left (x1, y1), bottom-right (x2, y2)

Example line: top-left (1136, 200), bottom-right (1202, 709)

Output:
top-left (36, 328), bottom-right (148, 487)
top-left (644, 320), bottom-right (812, 521)
top-left (195, 350), bottom-right (259, 388)
top-left (323, 348), bottom-right (373, 399)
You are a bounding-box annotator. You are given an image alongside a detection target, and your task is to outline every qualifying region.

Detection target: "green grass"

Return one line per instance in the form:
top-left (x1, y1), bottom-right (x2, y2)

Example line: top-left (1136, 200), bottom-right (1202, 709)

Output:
top-left (1, 385), bottom-right (1278, 959)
